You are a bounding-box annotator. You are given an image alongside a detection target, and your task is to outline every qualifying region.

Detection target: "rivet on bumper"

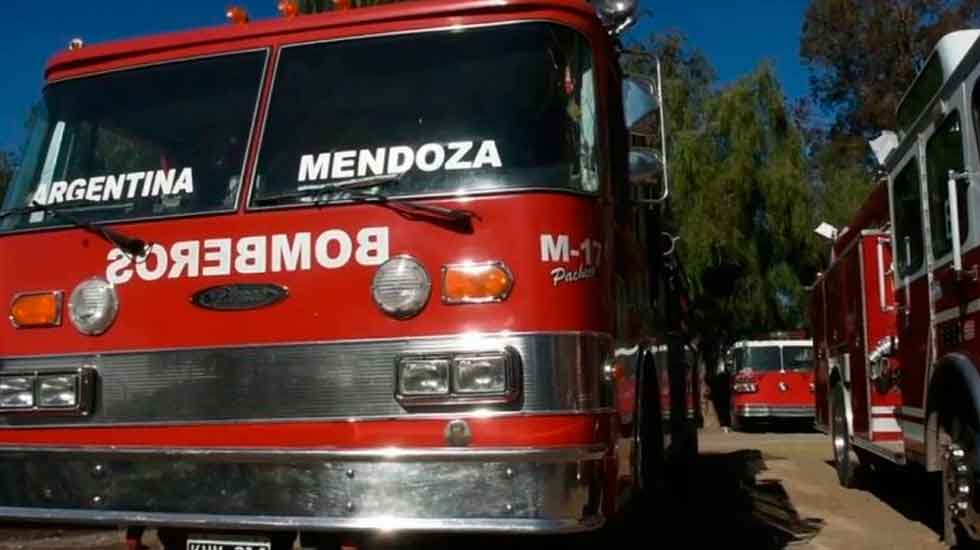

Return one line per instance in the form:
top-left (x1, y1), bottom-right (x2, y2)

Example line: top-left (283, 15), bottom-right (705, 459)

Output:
top-left (444, 419), bottom-right (471, 446)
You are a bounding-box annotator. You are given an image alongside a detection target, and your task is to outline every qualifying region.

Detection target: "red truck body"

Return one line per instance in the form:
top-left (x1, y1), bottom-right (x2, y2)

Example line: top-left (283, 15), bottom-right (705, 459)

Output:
top-left (0, 1), bottom-right (697, 545)
top-left (729, 337), bottom-right (815, 429)
top-left (811, 29), bottom-right (980, 545)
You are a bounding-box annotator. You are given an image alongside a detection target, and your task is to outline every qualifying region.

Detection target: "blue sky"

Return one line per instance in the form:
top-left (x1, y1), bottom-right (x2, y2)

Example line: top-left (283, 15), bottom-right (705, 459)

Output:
top-left (0, 0), bottom-right (811, 153)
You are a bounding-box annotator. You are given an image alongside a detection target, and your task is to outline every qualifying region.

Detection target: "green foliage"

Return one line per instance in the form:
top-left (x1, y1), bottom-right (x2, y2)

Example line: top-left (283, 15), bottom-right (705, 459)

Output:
top-left (801, 0), bottom-right (980, 136)
top-left (629, 34), bottom-right (822, 346)
top-left (0, 152), bottom-right (14, 207)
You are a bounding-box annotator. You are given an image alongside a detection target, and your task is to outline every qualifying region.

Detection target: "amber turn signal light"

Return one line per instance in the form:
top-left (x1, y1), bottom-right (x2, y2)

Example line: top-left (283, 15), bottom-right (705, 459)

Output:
top-left (10, 291), bottom-right (63, 328)
top-left (442, 262), bottom-right (513, 304)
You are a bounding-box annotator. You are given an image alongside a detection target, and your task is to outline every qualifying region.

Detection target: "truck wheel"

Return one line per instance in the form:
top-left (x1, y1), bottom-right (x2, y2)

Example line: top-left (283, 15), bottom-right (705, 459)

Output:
top-left (830, 386), bottom-right (859, 488)
top-left (941, 410), bottom-right (980, 547)
top-left (635, 353), bottom-right (666, 496)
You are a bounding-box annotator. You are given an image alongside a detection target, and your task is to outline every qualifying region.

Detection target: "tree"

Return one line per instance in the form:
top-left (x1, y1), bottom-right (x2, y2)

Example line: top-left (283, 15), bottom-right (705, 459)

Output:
top-left (801, 0), bottom-right (980, 137)
top-left (630, 34), bottom-right (822, 347)
top-left (0, 152), bottom-right (14, 206)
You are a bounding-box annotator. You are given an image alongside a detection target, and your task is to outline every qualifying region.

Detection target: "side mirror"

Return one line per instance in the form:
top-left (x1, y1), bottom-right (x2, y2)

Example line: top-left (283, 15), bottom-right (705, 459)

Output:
top-left (629, 148), bottom-right (662, 186)
top-left (622, 59), bottom-right (668, 206)
top-left (623, 76), bottom-right (659, 132)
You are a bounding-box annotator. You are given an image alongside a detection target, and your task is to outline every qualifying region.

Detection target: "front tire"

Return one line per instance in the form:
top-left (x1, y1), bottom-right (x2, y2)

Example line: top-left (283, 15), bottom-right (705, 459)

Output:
top-left (830, 385), bottom-right (859, 488)
top-left (941, 410), bottom-right (980, 547)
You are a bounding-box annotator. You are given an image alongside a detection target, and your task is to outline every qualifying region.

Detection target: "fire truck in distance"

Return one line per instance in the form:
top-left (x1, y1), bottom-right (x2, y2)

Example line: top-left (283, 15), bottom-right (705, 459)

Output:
top-left (811, 29), bottom-right (980, 547)
top-left (0, 1), bottom-right (697, 549)
top-left (725, 333), bottom-right (814, 431)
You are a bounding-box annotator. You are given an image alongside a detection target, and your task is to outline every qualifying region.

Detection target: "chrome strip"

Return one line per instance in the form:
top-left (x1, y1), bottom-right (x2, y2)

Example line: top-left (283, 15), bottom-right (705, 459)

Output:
top-left (734, 405), bottom-right (816, 418)
top-left (0, 332), bottom-right (612, 427)
top-left (0, 447), bottom-right (605, 531)
top-left (0, 330), bottom-right (613, 360)
top-left (0, 444), bottom-right (607, 463)
top-left (0, 510), bottom-right (603, 534)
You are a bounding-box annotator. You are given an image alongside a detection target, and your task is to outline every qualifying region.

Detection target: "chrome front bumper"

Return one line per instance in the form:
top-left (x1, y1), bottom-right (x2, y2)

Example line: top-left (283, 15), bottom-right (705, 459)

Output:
top-left (734, 405), bottom-right (815, 419)
top-left (0, 445), bottom-right (605, 533)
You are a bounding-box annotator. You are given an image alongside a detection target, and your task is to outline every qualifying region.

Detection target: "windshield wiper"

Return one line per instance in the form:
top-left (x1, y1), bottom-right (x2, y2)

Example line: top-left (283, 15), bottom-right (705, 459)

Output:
top-left (0, 201), bottom-right (149, 258)
top-left (254, 173), bottom-right (478, 224)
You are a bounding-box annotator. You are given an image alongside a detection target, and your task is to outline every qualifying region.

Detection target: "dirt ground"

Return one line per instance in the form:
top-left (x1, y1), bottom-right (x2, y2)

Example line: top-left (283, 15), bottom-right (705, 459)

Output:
top-left (0, 427), bottom-right (951, 550)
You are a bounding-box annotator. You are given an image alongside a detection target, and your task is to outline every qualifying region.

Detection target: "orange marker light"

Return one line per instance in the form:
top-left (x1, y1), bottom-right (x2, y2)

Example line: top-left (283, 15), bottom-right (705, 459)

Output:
top-left (278, 0), bottom-right (300, 17)
top-left (443, 262), bottom-right (513, 304)
top-left (10, 291), bottom-right (63, 328)
top-left (226, 5), bottom-right (250, 24)
top-left (333, 0), bottom-right (351, 9)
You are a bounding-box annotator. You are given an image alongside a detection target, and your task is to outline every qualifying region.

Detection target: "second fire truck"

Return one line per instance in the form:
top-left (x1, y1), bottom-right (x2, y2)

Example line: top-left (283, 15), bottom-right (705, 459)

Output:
top-left (812, 29), bottom-right (980, 547)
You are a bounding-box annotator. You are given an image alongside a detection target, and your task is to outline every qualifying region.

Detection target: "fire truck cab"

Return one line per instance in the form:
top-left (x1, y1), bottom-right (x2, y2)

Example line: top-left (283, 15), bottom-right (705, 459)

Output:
top-left (727, 335), bottom-right (815, 431)
top-left (811, 29), bottom-right (980, 546)
top-left (0, 1), bottom-right (696, 548)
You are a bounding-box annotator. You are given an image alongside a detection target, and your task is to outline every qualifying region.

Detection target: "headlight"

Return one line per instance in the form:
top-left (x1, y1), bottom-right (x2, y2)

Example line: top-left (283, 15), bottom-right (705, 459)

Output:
top-left (38, 374), bottom-right (78, 408)
top-left (453, 354), bottom-right (508, 394)
top-left (68, 278), bottom-right (119, 335)
top-left (0, 369), bottom-right (95, 415)
top-left (398, 358), bottom-right (450, 396)
top-left (0, 376), bottom-right (34, 409)
top-left (372, 256), bottom-right (431, 319)
top-left (396, 349), bottom-right (521, 408)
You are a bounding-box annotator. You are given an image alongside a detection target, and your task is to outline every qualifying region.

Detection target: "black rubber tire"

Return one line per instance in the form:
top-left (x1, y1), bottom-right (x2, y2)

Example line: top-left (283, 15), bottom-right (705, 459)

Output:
top-left (940, 404), bottom-right (980, 548)
top-left (635, 353), bottom-right (667, 496)
top-left (830, 386), bottom-right (859, 488)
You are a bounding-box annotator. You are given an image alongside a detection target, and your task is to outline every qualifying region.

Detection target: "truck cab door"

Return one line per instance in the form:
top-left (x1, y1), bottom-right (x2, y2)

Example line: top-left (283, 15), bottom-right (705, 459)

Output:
top-left (890, 150), bottom-right (930, 435)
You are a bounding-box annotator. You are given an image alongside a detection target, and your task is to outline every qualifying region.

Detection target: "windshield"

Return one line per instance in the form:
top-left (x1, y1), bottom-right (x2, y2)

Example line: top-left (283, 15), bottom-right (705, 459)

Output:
top-left (250, 23), bottom-right (599, 206)
top-left (736, 346), bottom-right (782, 372)
top-left (0, 51), bottom-right (266, 232)
top-left (782, 346), bottom-right (814, 371)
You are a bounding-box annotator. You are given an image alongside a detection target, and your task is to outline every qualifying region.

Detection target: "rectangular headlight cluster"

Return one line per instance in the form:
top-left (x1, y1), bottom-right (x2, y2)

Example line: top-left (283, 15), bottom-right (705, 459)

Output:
top-left (396, 349), bottom-right (521, 406)
top-left (0, 368), bottom-right (94, 415)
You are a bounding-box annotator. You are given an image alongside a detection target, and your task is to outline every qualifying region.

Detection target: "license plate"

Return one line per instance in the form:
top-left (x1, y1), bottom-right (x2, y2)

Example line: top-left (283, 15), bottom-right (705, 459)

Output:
top-left (186, 535), bottom-right (271, 550)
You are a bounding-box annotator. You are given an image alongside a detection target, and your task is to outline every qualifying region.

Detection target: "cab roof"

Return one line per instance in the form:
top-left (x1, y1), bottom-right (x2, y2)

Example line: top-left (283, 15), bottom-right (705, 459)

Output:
top-left (46, 0), bottom-right (598, 81)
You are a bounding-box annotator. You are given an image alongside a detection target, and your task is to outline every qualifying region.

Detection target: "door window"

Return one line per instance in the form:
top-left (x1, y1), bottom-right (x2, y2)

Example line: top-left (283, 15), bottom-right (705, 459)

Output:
top-left (893, 159), bottom-right (924, 276)
top-left (925, 111), bottom-right (968, 259)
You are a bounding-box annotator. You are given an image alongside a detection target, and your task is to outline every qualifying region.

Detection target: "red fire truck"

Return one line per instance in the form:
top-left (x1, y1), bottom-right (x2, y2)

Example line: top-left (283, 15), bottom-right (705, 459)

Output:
top-left (811, 29), bottom-right (980, 547)
top-left (0, 1), bottom-right (698, 548)
top-left (727, 334), bottom-right (814, 431)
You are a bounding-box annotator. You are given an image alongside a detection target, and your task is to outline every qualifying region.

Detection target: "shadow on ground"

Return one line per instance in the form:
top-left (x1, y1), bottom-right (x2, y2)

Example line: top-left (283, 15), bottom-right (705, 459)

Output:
top-left (823, 458), bottom-right (944, 541)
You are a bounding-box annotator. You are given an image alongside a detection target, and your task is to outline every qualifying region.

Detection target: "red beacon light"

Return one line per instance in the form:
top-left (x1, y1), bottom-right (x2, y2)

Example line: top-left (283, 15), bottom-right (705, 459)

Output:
top-left (277, 0), bottom-right (300, 17)
top-left (226, 5), bottom-right (250, 24)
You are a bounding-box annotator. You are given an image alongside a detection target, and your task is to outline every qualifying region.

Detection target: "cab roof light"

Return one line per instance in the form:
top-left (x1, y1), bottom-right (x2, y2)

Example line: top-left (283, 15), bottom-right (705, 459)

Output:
top-left (442, 262), bottom-right (514, 305)
top-left (10, 291), bottom-right (63, 328)
top-left (333, 0), bottom-right (352, 9)
top-left (278, 0), bottom-right (300, 17)
top-left (226, 5), bottom-right (250, 24)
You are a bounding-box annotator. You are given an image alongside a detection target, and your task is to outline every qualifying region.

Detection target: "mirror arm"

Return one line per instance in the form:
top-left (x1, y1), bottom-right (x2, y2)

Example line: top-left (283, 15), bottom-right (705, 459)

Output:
top-left (656, 59), bottom-right (669, 205)
top-left (633, 59), bottom-right (670, 206)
